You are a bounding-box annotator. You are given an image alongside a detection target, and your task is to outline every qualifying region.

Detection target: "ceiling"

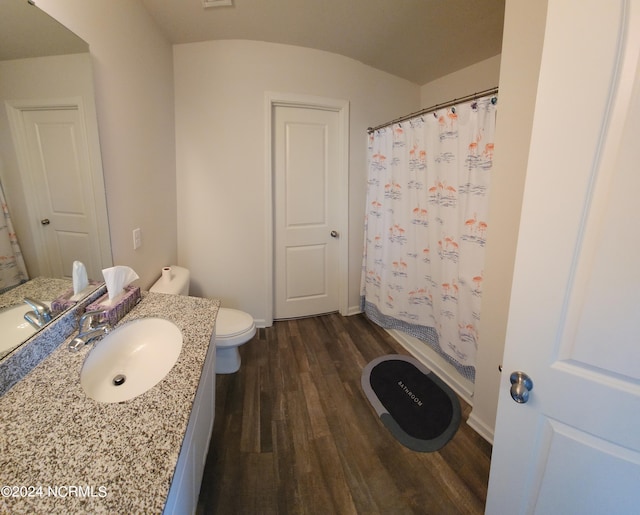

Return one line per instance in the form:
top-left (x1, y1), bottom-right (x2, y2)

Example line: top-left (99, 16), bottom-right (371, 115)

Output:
top-left (1, 0), bottom-right (505, 85)
top-left (139, 0), bottom-right (505, 85)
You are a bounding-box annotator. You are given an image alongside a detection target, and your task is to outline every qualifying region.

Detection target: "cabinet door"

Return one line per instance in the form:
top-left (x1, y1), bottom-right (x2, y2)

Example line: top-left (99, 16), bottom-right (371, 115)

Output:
top-left (164, 338), bottom-right (216, 514)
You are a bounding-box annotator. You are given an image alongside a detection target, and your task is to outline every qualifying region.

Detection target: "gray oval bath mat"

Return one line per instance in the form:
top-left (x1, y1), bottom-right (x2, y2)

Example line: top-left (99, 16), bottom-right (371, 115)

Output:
top-left (361, 354), bottom-right (461, 452)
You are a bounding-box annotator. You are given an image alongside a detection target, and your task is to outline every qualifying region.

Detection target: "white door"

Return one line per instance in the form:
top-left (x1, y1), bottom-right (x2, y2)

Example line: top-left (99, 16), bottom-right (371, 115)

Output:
top-left (273, 105), bottom-right (341, 319)
top-left (486, 1), bottom-right (640, 513)
top-left (16, 107), bottom-right (104, 281)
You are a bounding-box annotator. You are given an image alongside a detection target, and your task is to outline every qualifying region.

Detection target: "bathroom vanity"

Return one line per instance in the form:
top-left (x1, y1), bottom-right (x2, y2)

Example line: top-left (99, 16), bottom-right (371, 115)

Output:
top-left (0, 291), bottom-right (219, 514)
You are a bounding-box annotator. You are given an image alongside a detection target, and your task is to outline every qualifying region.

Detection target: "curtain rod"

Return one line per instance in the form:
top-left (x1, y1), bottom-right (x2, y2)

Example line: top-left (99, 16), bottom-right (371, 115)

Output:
top-left (366, 86), bottom-right (498, 134)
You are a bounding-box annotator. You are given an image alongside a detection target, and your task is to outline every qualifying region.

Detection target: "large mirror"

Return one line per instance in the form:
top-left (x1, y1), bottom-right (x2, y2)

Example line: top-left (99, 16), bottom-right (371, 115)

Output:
top-left (0, 0), bottom-right (111, 358)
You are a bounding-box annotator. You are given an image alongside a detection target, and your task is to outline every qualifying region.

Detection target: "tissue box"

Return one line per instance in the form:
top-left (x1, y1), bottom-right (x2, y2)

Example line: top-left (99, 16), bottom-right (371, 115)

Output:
top-left (85, 285), bottom-right (142, 326)
top-left (51, 281), bottom-right (102, 314)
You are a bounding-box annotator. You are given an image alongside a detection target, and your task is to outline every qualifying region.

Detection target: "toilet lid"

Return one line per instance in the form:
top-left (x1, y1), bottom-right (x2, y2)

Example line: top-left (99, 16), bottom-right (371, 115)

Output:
top-left (216, 308), bottom-right (255, 338)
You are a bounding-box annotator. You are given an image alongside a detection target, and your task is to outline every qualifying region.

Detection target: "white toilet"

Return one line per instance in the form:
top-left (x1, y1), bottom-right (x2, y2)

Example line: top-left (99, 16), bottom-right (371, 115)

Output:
top-left (150, 266), bottom-right (256, 374)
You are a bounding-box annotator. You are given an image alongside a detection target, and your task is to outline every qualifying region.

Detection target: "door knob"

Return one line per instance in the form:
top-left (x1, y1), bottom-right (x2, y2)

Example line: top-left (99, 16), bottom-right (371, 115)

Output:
top-left (330, 230), bottom-right (339, 238)
top-left (510, 371), bottom-right (533, 404)
top-left (40, 218), bottom-right (50, 225)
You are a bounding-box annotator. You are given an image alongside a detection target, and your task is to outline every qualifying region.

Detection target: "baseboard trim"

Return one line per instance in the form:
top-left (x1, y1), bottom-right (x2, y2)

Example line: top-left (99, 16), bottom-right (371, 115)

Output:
top-left (254, 318), bottom-right (270, 328)
top-left (346, 305), bottom-right (363, 316)
top-left (466, 411), bottom-right (495, 445)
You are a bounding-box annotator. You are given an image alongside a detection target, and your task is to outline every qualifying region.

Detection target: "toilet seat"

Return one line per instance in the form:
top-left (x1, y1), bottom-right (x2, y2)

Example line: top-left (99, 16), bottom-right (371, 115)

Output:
top-left (215, 308), bottom-right (256, 347)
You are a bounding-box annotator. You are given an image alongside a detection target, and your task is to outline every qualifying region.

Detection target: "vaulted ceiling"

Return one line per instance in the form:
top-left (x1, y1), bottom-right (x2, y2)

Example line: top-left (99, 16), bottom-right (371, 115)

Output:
top-left (1, 0), bottom-right (505, 85)
top-left (139, 0), bottom-right (505, 85)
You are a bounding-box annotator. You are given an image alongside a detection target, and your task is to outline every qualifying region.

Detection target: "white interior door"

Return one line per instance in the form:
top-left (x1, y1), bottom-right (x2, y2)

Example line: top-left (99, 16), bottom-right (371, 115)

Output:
top-left (15, 106), bottom-right (104, 281)
top-left (486, 1), bottom-right (640, 513)
top-left (273, 105), bottom-right (341, 319)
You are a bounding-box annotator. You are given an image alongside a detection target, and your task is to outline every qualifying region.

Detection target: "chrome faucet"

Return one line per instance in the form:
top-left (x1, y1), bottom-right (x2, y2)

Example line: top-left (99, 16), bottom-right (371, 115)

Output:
top-left (23, 297), bottom-right (53, 329)
top-left (68, 310), bottom-right (111, 352)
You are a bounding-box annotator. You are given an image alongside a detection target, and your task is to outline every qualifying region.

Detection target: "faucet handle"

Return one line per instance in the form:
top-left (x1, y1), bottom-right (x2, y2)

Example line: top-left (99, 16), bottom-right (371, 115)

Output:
top-left (68, 337), bottom-right (86, 352)
top-left (24, 297), bottom-right (52, 324)
top-left (79, 310), bottom-right (109, 332)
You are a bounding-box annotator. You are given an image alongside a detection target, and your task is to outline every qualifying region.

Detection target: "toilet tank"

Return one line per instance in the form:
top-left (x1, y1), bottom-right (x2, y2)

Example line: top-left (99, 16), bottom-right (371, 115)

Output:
top-left (150, 266), bottom-right (190, 296)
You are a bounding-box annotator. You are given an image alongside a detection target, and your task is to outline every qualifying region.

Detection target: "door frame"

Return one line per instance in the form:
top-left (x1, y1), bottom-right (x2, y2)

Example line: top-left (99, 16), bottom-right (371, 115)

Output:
top-left (6, 97), bottom-right (111, 278)
top-left (265, 92), bottom-right (350, 326)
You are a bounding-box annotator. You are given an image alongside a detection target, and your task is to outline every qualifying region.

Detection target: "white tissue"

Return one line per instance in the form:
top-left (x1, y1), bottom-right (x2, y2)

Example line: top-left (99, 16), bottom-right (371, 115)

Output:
top-left (102, 265), bottom-right (139, 303)
top-left (72, 260), bottom-right (88, 296)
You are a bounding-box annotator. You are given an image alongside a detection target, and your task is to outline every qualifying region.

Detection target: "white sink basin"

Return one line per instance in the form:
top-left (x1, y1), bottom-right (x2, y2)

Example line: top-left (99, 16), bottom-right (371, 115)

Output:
top-left (80, 317), bottom-right (183, 403)
top-left (0, 304), bottom-right (45, 354)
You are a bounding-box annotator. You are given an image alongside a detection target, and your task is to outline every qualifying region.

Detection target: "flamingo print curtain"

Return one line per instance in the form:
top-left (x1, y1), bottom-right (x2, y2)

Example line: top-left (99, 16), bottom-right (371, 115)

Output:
top-left (0, 180), bottom-right (28, 293)
top-left (360, 94), bottom-right (497, 381)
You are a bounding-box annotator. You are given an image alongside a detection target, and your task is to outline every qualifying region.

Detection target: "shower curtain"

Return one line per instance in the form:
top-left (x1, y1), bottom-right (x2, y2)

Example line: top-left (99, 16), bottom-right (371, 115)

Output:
top-left (0, 180), bottom-right (28, 293)
top-left (360, 94), bottom-right (497, 381)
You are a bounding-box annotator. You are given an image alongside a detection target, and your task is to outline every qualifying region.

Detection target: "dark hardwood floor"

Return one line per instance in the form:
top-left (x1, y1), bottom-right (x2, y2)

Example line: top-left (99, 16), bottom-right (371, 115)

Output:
top-left (197, 313), bottom-right (492, 514)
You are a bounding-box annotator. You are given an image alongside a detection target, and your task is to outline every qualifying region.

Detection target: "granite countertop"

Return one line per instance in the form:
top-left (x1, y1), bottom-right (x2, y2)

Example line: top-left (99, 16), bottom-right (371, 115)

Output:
top-left (0, 292), bottom-right (219, 514)
top-left (0, 277), bottom-right (74, 311)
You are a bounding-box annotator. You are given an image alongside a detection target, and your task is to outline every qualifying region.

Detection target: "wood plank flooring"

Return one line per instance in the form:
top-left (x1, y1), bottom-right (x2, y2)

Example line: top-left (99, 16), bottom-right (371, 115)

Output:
top-left (197, 313), bottom-right (492, 514)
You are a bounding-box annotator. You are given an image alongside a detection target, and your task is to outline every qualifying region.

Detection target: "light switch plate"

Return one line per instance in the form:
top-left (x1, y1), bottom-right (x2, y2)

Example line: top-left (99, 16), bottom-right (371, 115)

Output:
top-left (133, 228), bottom-right (142, 250)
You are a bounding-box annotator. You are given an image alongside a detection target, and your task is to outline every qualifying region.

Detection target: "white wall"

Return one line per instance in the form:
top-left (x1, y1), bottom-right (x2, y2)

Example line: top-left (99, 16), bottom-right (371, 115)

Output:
top-left (36, 0), bottom-right (177, 288)
top-left (420, 55), bottom-right (502, 107)
top-left (469, 0), bottom-right (549, 441)
top-left (174, 39), bottom-right (419, 324)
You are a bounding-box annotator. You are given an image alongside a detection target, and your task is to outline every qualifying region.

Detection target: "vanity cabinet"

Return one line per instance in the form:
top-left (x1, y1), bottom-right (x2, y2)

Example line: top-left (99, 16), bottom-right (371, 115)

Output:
top-left (164, 329), bottom-right (216, 514)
